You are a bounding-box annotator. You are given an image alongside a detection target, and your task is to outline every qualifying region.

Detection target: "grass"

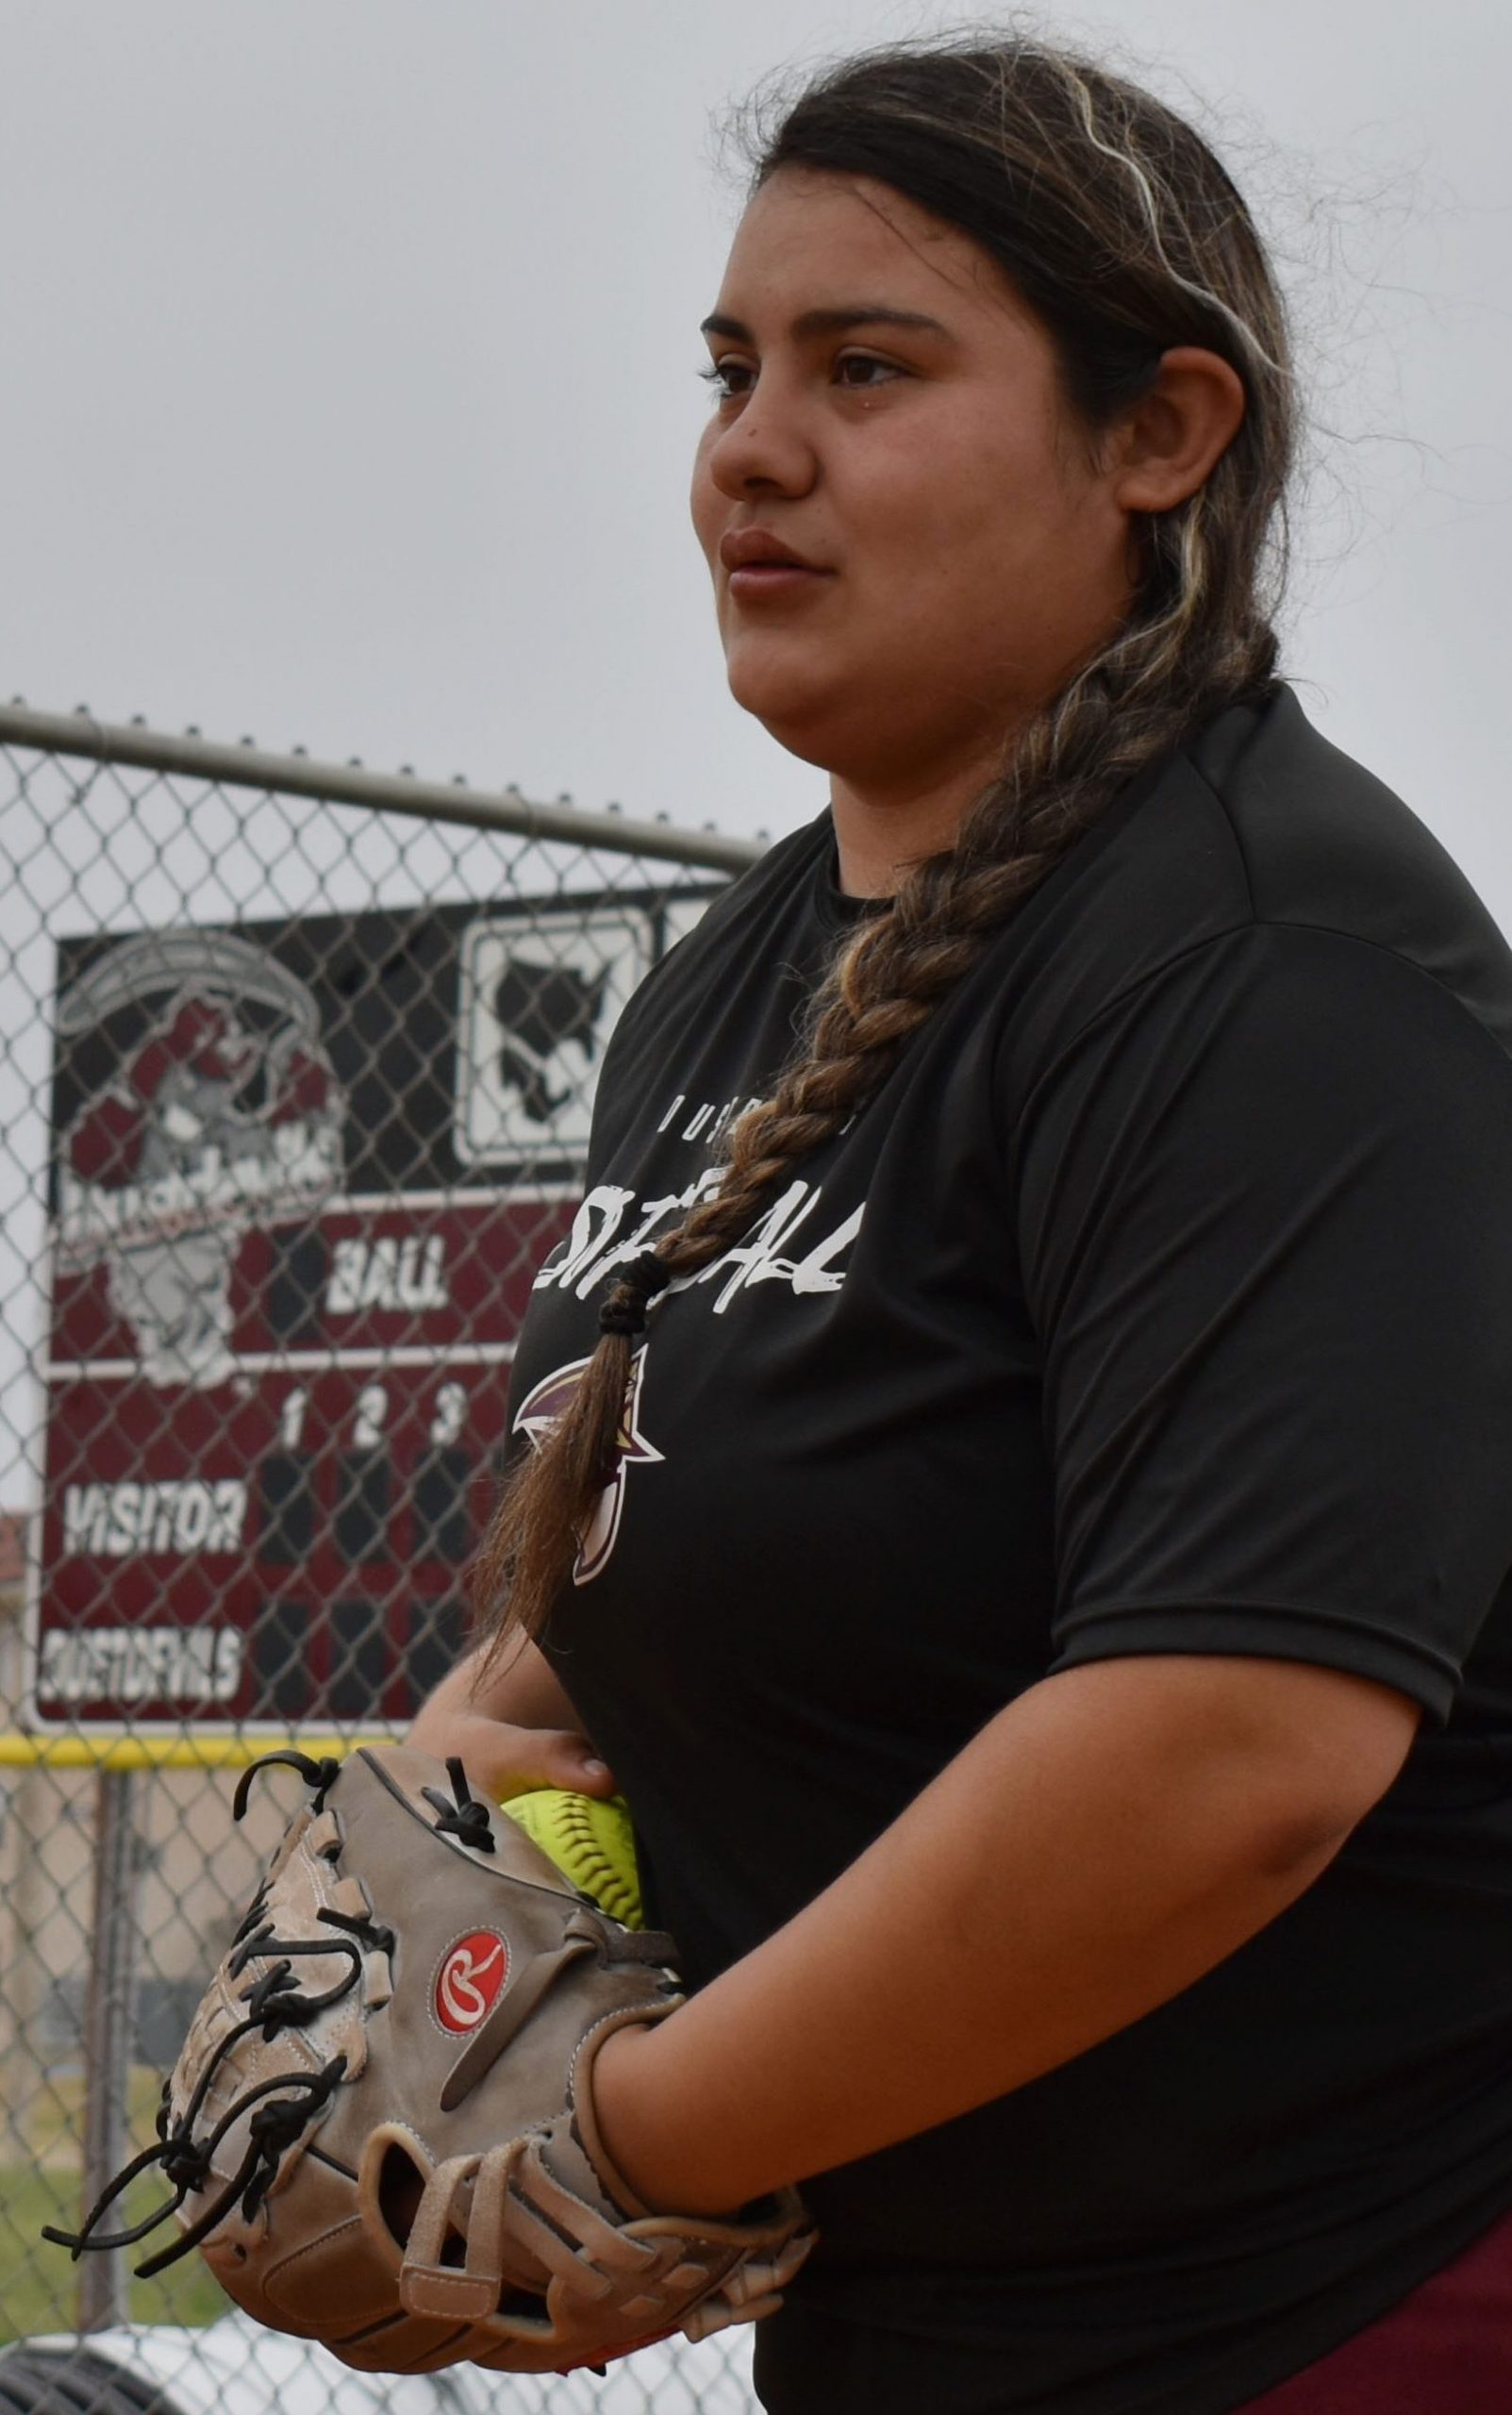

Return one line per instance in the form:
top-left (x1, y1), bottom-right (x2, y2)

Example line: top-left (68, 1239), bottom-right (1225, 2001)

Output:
top-left (9, 2066), bottom-right (170, 2166)
top-left (0, 2163), bottom-right (229, 2343)
top-left (0, 2067), bottom-right (229, 2343)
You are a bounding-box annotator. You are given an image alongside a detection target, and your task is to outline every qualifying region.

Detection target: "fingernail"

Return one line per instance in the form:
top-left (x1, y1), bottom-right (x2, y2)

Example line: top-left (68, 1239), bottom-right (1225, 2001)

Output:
top-left (582, 1758), bottom-right (609, 1779)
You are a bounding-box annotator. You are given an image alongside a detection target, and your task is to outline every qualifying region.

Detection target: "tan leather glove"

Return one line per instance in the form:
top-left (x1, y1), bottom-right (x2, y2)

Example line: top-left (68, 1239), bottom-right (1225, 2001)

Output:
top-left (46, 1743), bottom-right (815, 2375)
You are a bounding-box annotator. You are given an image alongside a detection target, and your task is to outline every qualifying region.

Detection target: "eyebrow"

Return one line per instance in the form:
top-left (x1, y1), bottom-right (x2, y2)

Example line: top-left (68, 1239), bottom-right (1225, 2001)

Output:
top-left (699, 306), bottom-right (955, 343)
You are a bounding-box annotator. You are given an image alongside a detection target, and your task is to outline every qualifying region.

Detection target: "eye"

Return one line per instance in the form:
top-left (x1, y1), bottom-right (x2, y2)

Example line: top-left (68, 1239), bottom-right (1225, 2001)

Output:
top-left (835, 353), bottom-right (904, 391)
top-left (699, 358), bottom-right (756, 403)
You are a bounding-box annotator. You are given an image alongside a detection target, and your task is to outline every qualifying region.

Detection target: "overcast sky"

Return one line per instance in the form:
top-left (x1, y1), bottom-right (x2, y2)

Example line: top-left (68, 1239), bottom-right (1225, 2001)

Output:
top-left (2, 0), bottom-right (1508, 907)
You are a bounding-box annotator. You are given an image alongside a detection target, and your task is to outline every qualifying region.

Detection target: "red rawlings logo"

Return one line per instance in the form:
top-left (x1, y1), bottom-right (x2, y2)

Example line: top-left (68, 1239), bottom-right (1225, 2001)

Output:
top-left (434, 1931), bottom-right (509, 2033)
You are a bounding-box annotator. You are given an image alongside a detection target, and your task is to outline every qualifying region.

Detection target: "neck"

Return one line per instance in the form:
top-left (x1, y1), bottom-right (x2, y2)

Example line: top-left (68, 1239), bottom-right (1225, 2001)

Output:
top-left (828, 743), bottom-right (1006, 898)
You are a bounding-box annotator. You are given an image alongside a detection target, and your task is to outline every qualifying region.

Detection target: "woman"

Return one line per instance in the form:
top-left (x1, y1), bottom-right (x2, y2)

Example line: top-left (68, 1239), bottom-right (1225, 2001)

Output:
top-left (413, 36), bottom-right (1512, 2414)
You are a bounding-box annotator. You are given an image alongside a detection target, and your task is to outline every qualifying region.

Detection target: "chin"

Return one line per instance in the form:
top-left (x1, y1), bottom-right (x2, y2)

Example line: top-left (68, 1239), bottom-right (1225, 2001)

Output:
top-left (724, 652), bottom-right (849, 770)
top-left (753, 716), bottom-right (848, 774)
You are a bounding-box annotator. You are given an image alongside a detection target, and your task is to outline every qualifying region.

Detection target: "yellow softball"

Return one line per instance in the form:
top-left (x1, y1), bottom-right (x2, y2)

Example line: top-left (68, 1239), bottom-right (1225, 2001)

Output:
top-left (500, 1788), bottom-right (643, 1930)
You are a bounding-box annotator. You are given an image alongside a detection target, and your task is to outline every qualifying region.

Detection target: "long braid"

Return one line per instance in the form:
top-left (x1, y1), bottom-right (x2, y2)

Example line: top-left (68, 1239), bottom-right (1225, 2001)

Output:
top-left (469, 34), bottom-right (1297, 1652)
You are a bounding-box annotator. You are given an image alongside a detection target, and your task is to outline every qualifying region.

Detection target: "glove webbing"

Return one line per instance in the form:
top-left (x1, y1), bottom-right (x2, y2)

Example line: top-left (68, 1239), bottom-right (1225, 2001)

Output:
top-left (399, 2136), bottom-right (674, 2330)
top-left (400, 2140), bottom-right (530, 2326)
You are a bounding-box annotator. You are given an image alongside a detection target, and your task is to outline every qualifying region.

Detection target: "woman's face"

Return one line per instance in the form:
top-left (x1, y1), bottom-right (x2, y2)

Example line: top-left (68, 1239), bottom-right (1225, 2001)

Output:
top-left (690, 168), bottom-right (1136, 797)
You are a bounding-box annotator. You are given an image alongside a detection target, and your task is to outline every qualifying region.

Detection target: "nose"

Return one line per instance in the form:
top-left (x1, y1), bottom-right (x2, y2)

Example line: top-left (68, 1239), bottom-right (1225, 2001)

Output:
top-left (703, 378), bottom-right (818, 503)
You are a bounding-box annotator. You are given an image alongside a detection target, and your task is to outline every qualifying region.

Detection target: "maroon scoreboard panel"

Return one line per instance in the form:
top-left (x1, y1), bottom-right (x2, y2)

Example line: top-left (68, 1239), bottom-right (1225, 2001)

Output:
top-left (27, 889), bottom-right (715, 1732)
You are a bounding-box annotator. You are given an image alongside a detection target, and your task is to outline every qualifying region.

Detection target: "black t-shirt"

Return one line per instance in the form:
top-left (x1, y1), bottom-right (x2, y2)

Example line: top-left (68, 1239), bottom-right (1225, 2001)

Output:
top-left (509, 687), bottom-right (1512, 2415)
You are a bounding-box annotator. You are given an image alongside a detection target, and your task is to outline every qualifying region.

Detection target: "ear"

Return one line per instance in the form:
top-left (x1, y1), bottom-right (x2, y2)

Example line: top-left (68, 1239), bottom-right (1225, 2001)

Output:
top-left (1112, 346), bottom-right (1247, 514)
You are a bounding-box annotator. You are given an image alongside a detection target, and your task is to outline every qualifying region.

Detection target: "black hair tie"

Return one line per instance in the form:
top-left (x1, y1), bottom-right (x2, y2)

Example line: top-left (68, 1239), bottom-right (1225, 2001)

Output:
top-left (597, 1251), bottom-right (673, 1340)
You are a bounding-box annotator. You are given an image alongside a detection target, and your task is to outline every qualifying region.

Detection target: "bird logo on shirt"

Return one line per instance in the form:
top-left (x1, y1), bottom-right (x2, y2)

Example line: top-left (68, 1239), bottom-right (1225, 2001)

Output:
top-left (513, 1346), bottom-right (663, 1584)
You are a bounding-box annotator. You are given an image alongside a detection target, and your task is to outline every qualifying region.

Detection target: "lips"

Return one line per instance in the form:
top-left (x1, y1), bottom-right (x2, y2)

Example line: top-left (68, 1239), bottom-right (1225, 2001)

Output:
top-left (719, 527), bottom-right (827, 574)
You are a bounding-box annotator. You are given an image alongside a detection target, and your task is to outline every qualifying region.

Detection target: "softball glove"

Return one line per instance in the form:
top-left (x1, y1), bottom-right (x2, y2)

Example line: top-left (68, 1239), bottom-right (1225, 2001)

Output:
top-left (46, 1743), bottom-right (814, 2374)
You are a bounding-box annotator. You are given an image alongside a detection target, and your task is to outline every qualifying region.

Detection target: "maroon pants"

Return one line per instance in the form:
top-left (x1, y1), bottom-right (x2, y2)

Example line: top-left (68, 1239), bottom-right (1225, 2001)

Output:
top-left (1238, 2207), bottom-right (1512, 2413)
top-left (755, 2210), bottom-right (1512, 2413)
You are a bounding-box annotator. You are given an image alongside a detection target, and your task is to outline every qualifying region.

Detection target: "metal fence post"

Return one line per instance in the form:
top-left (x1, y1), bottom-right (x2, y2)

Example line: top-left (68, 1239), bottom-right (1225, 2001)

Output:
top-left (78, 1768), bottom-right (141, 2331)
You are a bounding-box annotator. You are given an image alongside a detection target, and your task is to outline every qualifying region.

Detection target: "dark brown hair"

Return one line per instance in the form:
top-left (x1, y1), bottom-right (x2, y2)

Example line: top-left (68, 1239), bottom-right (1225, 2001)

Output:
top-left (471, 32), bottom-right (1297, 1653)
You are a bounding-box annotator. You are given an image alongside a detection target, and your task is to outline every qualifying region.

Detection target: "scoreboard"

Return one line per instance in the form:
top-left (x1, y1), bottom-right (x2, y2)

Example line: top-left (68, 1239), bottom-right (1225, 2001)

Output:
top-left (28, 889), bottom-right (713, 1732)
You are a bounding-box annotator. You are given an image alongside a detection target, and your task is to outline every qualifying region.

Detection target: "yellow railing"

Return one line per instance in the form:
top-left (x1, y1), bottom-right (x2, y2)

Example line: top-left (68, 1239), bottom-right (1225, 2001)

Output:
top-left (0, 1730), bottom-right (394, 1771)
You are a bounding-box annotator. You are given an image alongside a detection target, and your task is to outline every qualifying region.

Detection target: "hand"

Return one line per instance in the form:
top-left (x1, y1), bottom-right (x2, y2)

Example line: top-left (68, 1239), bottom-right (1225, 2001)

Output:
top-left (405, 1702), bottom-right (617, 1802)
top-left (407, 1635), bottom-right (619, 1802)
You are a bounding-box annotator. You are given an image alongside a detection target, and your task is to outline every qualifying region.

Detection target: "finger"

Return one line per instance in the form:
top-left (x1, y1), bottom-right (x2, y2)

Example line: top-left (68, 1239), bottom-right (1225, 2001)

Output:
top-left (408, 1712), bottom-right (620, 1802)
top-left (513, 1729), bottom-right (620, 1799)
top-left (461, 1724), bottom-right (620, 1801)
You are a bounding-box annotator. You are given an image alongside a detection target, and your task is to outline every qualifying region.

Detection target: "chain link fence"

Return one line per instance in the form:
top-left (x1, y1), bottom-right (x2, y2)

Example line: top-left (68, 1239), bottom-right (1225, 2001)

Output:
top-left (0, 705), bottom-right (763, 2414)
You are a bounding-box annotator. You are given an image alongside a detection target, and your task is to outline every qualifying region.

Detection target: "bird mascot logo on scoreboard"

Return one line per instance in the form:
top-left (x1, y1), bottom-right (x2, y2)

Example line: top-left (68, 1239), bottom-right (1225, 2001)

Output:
top-left (54, 931), bottom-right (345, 1389)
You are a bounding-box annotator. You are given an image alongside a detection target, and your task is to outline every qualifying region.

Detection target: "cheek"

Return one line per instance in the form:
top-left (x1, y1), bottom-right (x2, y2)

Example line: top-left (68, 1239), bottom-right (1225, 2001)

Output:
top-left (841, 441), bottom-right (1034, 641)
top-left (855, 417), bottom-right (1108, 622)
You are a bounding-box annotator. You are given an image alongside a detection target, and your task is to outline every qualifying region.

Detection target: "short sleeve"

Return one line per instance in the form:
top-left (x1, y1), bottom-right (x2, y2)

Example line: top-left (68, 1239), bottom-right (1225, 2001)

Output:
top-left (1012, 923), bottom-right (1512, 1724)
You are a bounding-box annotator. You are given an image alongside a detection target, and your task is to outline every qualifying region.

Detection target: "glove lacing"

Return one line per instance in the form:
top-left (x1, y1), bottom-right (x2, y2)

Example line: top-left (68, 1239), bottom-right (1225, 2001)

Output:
top-left (420, 1757), bottom-right (497, 1854)
top-left (43, 1749), bottom-right (374, 2277)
